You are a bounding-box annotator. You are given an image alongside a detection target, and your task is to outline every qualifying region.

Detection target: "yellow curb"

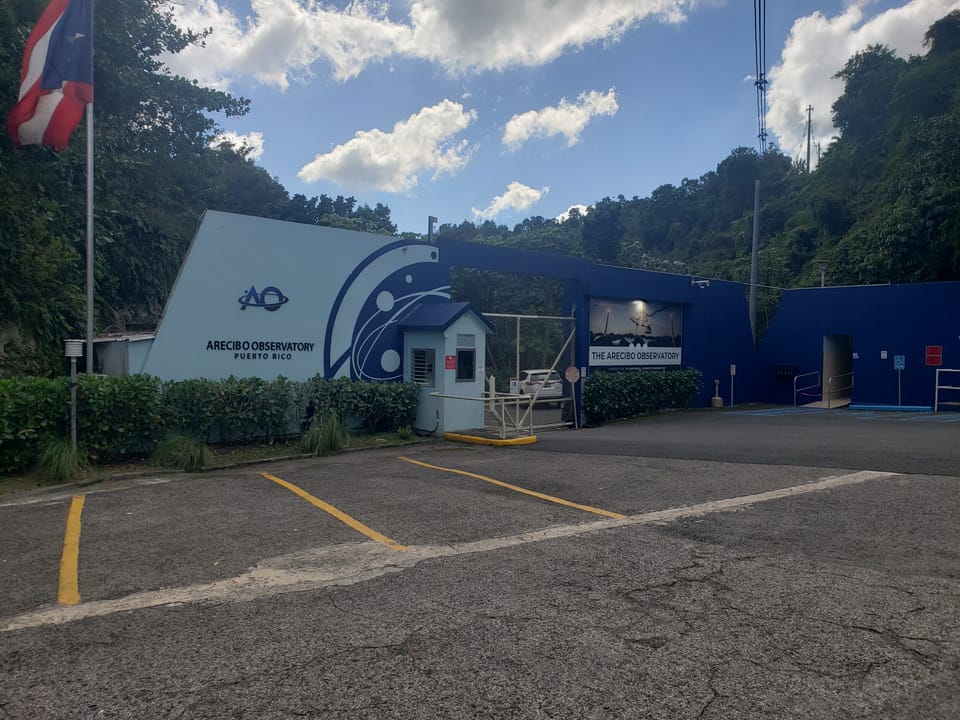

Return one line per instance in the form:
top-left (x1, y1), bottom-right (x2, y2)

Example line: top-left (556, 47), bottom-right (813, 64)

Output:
top-left (443, 432), bottom-right (537, 446)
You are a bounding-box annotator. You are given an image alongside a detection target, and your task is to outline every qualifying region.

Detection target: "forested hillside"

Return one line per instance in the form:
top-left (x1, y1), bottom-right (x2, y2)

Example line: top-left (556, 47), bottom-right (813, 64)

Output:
top-left (0, 0), bottom-right (396, 375)
top-left (444, 12), bottom-right (960, 303)
top-left (2, 1), bottom-right (958, 376)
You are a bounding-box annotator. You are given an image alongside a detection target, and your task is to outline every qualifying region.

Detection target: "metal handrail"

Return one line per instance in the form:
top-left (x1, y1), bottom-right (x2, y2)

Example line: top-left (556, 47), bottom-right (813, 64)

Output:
top-left (934, 368), bottom-right (960, 412)
top-left (434, 390), bottom-right (569, 439)
top-left (793, 370), bottom-right (821, 407)
top-left (826, 372), bottom-right (855, 409)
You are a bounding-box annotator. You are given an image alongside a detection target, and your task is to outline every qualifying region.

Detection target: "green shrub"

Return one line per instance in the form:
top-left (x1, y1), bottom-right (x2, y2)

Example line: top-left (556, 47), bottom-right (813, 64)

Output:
top-left (2, 373), bottom-right (420, 475)
top-left (0, 377), bottom-right (69, 474)
top-left (150, 434), bottom-right (213, 472)
top-left (305, 376), bottom-right (420, 433)
top-left (306, 376), bottom-right (354, 426)
top-left (160, 378), bottom-right (221, 442)
top-left (301, 413), bottom-right (348, 456)
top-left (582, 369), bottom-right (702, 425)
top-left (36, 437), bottom-right (88, 484)
top-left (76, 374), bottom-right (164, 461)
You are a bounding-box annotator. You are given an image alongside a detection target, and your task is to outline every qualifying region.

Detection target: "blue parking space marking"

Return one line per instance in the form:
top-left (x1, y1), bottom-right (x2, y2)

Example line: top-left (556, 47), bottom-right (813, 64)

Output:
top-left (896, 413), bottom-right (960, 422)
top-left (851, 411), bottom-right (960, 422)
top-left (722, 408), bottom-right (960, 422)
top-left (723, 408), bottom-right (827, 417)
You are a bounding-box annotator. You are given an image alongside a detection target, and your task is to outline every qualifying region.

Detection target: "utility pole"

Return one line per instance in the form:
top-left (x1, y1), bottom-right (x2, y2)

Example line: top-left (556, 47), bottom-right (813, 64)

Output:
top-left (806, 105), bottom-right (813, 173)
top-left (749, 179), bottom-right (760, 343)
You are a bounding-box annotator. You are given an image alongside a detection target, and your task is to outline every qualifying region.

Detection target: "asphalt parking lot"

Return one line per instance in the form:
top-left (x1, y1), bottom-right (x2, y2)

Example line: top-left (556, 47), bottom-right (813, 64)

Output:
top-left (1, 407), bottom-right (958, 719)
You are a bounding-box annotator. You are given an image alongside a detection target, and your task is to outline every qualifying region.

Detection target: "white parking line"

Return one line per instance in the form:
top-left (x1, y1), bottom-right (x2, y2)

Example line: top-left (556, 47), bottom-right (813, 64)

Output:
top-left (0, 470), bottom-right (897, 632)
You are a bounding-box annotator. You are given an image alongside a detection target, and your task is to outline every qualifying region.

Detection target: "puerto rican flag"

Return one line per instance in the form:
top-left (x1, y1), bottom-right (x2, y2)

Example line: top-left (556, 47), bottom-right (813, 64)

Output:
top-left (6, 0), bottom-right (93, 151)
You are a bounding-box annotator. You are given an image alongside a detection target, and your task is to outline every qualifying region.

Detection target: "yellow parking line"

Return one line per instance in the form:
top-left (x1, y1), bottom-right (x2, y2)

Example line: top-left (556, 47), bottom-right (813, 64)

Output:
top-left (259, 472), bottom-right (407, 551)
top-left (399, 457), bottom-right (625, 519)
top-left (58, 494), bottom-right (85, 605)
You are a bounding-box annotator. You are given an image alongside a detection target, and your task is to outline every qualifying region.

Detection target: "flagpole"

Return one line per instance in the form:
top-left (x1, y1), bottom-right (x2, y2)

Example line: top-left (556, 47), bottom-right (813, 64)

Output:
top-left (85, 0), bottom-right (94, 373)
top-left (85, 101), bottom-right (93, 373)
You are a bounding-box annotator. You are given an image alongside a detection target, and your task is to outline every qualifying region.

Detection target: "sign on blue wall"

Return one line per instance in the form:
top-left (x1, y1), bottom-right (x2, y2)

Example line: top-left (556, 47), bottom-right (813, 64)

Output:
top-left (141, 211), bottom-right (450, 381)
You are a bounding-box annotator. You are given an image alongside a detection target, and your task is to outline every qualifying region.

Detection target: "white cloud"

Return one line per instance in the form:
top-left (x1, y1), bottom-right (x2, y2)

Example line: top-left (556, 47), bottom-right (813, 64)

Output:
top-left (211, 130), bottom-right (265, 160)
top-left (472, 181), bottom-right (549, 220)
top-left (503, 88), bottom-right (619, 150)
top-left (297, 100), bottom-right (477, 192)
top-left (165, 1), bottom-right (696, 88)
top-left (767, 0), bottom-right (960, 162)
top-left (556, 204), bottom-right (589, 223)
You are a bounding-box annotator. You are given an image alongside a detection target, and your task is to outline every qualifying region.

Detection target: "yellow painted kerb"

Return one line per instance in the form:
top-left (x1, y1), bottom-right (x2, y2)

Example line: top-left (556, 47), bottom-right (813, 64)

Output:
top-left (58, 494), bottom-right (85, 605)
top-left (259, 472), bottom-right (407, 551)
top-left (444, 432), bottom-right (537, 446)
top-left (399, 457), bottom-right (625, 519)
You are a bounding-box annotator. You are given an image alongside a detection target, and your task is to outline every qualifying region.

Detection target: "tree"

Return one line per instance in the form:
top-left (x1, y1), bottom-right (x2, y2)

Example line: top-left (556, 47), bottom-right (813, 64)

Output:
top-left (581, 197), bottom-right (623, 263)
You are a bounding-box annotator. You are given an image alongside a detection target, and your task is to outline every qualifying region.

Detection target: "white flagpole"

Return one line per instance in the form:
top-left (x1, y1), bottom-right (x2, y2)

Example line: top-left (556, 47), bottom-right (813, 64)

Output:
top-left (85, 0), bottom-right (94, 373)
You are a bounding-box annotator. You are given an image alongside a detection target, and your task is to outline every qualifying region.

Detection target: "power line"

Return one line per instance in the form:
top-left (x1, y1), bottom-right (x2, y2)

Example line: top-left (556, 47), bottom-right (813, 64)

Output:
top-left (753, 0), bottom-right (768, 154)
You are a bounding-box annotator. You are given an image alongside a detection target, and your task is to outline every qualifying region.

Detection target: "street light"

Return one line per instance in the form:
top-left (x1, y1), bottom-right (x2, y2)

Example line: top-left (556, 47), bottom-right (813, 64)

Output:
top-left (64, 339), bottom-right (83, 448)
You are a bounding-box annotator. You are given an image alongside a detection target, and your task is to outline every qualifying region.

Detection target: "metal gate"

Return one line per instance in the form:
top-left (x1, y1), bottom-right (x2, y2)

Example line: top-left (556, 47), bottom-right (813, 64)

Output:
top-left (482, 311), bottom-right (580, 436)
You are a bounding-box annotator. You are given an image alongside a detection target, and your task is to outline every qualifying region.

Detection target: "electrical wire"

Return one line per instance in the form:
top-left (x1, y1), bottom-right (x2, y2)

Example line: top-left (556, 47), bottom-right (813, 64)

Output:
top-left (753, 0), bottom-right (768, 154)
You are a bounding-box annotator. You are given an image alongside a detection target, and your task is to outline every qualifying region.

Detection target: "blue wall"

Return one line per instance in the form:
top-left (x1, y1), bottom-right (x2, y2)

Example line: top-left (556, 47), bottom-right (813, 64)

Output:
top-left (758, 282), bottom-right (960, 408)
top-left (140, 213), bottom-right (958, 411)
top-left (439, 239), bottom-right (757, 407)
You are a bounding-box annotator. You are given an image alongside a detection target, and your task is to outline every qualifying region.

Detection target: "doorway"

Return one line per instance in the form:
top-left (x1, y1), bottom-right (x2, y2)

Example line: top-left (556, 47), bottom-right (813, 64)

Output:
top-left (822, 334), bottom-right (854, 408)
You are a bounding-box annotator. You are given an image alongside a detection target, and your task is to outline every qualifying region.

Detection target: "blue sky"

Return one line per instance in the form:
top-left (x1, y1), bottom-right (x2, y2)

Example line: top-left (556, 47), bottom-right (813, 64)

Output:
top-left (164, 0), bottom-right (960, 235)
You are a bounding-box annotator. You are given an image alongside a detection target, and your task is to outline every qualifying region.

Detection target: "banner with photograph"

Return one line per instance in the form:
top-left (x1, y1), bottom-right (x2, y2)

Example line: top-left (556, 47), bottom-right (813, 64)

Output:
top-left (589, 298), bottom-right (683, 367)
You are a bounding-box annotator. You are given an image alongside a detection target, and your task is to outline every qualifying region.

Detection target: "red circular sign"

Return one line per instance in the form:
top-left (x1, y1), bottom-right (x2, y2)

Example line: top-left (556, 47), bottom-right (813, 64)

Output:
top-left (565, 366), bottom-right (580, 383)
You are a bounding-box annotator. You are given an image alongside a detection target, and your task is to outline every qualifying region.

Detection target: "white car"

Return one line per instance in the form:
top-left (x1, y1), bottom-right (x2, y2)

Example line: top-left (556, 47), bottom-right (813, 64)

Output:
top-left (510, 369), bottom-right (563, 403)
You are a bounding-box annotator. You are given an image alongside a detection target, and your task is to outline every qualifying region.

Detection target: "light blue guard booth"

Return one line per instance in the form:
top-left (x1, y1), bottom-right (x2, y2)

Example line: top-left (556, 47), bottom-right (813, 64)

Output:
top-left (399, 302), bottom-right (495, 435)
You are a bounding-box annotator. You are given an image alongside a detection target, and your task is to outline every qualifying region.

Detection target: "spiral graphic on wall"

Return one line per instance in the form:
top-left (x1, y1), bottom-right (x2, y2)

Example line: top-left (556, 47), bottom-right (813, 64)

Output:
top-left (323, 242), bottom-right (450, 381)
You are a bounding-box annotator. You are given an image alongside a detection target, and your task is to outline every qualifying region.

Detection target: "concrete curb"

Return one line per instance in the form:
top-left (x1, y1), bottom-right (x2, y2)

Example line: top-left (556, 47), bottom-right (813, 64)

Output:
top-left (2, 437), bottom-right (443, 499)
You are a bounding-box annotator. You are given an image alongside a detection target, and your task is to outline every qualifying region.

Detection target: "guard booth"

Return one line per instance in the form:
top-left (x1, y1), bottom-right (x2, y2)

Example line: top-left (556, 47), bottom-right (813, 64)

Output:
top-left (399, 302), bottom-right (495, 434)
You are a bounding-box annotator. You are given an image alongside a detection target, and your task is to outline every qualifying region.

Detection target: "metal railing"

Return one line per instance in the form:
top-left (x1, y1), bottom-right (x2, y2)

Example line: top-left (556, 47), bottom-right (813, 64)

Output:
top-left (793, 370), bottom-right (821, 407)
top-left (826, 372), bottom-right (854, 409)
top-left (429, 391), bottom-right (570, 439)
top-left (484, 391), bottom-right (570, 438)
top-left (934, 368), bottom-right (960, 412)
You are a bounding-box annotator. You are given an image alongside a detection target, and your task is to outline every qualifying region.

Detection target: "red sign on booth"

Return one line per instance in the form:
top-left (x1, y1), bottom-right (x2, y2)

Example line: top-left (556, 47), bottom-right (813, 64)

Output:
top-left (926, 345), bottom-right (943, 366)
top-left (445, 354), bottom-right (457, 370)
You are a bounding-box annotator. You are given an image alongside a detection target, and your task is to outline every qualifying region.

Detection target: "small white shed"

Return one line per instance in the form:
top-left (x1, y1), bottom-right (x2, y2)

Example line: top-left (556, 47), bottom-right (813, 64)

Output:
top-left (399, 301), bottom-right (494, 434)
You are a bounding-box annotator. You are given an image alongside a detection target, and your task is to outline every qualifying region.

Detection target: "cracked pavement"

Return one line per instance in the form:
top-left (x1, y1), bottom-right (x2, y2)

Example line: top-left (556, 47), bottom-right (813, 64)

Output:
top-left (1, 409), bottom-right (959, 718)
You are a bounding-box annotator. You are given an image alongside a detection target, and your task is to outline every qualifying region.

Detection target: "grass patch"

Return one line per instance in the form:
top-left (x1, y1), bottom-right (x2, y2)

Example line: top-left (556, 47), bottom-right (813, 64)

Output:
top-left (301, 414), bottom-right (349, 456)
top-left (150, 435), bottom-right (213, 472)
top-left (1, 428), bottom-right (431, 496)
top-left (36, 437), bottom-right (88, 485)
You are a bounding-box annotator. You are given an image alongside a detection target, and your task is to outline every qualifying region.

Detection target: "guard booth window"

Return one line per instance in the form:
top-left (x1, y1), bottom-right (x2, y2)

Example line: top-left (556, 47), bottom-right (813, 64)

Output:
top-left (456, 334), bottom-right (476, 382)
top-left (412, 349), bottom-right (435, 387)
top-left (456, 348), bottom-right (476, 381)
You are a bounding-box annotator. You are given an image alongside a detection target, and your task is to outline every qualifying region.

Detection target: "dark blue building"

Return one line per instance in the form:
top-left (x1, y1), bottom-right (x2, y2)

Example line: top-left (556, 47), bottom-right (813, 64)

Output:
top-left (440, 239), bottom-right (960, 410)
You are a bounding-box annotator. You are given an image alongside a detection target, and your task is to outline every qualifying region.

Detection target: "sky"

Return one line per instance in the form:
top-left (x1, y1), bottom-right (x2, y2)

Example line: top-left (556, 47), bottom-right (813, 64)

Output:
top-left (163, 0), bottom-right (960, 235)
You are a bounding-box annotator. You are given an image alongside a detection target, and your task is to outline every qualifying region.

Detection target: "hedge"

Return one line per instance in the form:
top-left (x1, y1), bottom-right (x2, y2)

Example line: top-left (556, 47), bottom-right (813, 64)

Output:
top-left (0, 374), bottom-right (421, 475)
top-left (582, 369), bottom-right (703, 425)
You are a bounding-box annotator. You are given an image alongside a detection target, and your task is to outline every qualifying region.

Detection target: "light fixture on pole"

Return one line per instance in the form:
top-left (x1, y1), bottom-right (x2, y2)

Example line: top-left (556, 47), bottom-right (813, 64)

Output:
top-left (64, 339), bottom-right (83, 448)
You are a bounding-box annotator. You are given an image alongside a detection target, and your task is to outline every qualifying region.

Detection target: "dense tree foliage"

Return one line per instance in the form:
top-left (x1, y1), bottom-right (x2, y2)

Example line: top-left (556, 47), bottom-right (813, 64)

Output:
top-left (0, 0), bottom-right (396, 374)
top-left (2, 4), bottom-right (958, 375)
top-left (443, 12), bottom-right (960, 331)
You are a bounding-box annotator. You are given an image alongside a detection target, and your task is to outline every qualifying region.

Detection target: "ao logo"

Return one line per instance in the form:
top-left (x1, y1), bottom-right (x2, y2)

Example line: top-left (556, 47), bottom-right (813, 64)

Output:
top-left (238, 285), bottom-right (289, 311)
top-left (324, 242), bottom-right (449, 381)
